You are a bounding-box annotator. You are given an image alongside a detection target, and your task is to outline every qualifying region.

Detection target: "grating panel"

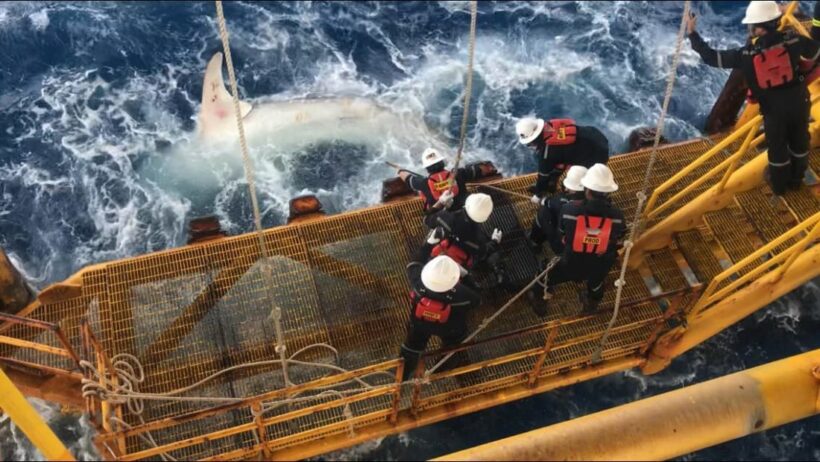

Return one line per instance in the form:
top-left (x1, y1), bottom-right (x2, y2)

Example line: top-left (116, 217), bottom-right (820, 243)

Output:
top-left (675, 229), bottom-right (724, 284)
top-left (735, 187), bottom-right (800, 254)
top-left (704, 205), bottom-right (762, 264)
top-left (782, 184), bottom-right (820, 222)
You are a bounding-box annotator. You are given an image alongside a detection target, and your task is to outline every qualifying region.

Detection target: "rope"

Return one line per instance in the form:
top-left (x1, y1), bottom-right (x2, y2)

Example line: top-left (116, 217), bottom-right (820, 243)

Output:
top-left (451, 0), bottom-right (479, 173)
top-left (590, 0), bottom-right (691, 364)
top-left (214, 0), bottom-right (291, 385)
top-left (427, 257), bottom-right (561, 375)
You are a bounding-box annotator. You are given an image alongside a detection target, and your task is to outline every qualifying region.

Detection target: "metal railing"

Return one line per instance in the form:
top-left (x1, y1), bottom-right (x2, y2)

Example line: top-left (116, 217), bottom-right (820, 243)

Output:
top-left (83, 288), bottom-right (693, 461)
top-left (691, 212), bottom-right (820, 316)
top-left (643, 115), bottom-right (764, 221)
top-left (0, 312), bottom-right (82, 377)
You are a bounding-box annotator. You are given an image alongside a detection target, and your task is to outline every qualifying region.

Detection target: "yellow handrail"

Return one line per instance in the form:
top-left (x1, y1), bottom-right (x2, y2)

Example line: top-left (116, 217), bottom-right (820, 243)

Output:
top-left (782, 1), bottom-right (810, 37)
top-left (0, 367), bottom-right (75, 461)
top-left (643, 115), bottom-right (762, 220)
top-left (692, 212), bottom-right (820, 315)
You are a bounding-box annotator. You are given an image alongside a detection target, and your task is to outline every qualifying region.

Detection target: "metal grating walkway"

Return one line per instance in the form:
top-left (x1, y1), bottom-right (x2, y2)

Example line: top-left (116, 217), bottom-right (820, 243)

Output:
top-left (0, 136), bottom-right (817, 460)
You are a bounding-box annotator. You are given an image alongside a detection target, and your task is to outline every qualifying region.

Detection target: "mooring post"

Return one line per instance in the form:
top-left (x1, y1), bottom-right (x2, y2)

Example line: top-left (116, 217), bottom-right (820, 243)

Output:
top-left (0, 249), bottom-right (35, 315)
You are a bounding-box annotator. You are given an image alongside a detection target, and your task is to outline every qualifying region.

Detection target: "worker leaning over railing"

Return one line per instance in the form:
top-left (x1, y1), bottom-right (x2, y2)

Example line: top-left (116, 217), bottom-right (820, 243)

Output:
top-left (527, 165), bottom-right (627, 317)
top-left (686, 1), bottom-right (820, 198)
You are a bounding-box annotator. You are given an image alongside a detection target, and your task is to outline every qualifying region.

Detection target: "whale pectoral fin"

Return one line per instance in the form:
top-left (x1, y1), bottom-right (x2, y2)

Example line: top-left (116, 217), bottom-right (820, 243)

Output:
top-left (198, 52), bottom-right (253, 136)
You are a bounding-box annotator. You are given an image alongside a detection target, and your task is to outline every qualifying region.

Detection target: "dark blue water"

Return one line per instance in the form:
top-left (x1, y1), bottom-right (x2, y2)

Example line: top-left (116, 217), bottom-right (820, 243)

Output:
top-left (0, 1), bottom-right (817, 460)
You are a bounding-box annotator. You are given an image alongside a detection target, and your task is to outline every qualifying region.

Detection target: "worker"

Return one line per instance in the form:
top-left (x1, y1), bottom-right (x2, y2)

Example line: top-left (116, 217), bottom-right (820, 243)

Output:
top-left (528, 164), bottom-right (626, 316)
top-left (397, 147), bottom-right (483, 216)
top-left (429, 193), bottom-right (506, 287)
top-left (399, 248), bottom-right (481, 380)
top-left (686, 1), bottom-right (820, 196)
top-left (529, 165), bottom-right (588, 256)
top-left (515, 117), bottom-right (609, 201)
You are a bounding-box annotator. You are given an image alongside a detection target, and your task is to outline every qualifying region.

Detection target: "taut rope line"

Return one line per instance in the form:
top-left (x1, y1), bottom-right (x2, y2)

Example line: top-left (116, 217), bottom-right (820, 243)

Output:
top-left (591, 0), bottom-right (691, 363)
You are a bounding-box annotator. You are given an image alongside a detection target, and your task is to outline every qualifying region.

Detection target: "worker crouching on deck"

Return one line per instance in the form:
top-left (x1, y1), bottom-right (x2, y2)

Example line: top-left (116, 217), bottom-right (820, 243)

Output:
top-left (429, 193), bottom-right (507, 288)
top-left (397, 148), bottom-right (483, 225)
top-left (528, 164), bottom-right (626, 317)
top-left (529, 165), bottom-right (588, 256)
top-left (399, 248), bottom-right (481, 380)
top-left (515, 116), bottom-right (609, 201)
top-left (686, 1), bottom-right (819, 197)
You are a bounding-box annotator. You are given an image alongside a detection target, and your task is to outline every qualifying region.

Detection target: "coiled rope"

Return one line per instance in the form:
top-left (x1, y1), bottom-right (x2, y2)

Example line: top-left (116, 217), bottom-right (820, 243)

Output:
top-left (590, 0), bottom-right (691, 363)
top-left (214, 0), bottom-right (291, 385)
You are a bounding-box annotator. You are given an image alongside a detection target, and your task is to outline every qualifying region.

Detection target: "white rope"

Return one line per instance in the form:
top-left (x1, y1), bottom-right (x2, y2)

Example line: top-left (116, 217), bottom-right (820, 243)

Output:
top-left (590, 0), bottom-right (691, 364)
top-left (451, 0), bottom-right (478, 173)
top-left (427, 257), bottom-right (561, 375)
top-left (214, 0), bottom-right (291, 386)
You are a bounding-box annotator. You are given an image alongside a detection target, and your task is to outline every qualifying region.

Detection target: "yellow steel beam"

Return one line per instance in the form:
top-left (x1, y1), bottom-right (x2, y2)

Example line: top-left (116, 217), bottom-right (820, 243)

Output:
top-left (0, 367), bottom-right (75, 461)
top-left (643, 244), bottom-right (820, 374)
top-left (434, 349), bottom-right (820, 462)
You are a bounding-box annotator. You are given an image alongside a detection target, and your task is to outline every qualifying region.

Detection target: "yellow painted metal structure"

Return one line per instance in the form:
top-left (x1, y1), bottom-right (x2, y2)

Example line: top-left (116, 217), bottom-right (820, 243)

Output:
top-left (0, 367), bottom-right (76, 461)
top-left (435, 349), bottom-right (820, 461)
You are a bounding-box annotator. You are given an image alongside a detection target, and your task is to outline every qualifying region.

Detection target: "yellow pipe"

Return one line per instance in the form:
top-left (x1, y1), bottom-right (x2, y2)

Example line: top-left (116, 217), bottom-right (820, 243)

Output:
top-left (0, 367), bottom-right (75, 461)
top-left (643, 243), bottom-right (820, 374)
top-left (434, 349), bottom-right (820, 462)
top-left (716, 122), bottom-right (757, 193)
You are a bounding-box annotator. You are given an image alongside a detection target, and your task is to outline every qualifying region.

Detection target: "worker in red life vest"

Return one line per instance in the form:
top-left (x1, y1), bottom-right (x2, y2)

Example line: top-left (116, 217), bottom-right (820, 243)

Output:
top-left (399, 249), bottom-right (481, 380)
top-left (397, 147), bottom-right (483, 217)
top-left (515, 117), bottom-right (609, 201)
top-left (687, 1), bottom-right (820, 197)
top-left (528, 164), bottom-right (626, 317)
top-left (429, 193), bottom-right (506, 287)
top-left (529, 165), bottom-right (588, 257)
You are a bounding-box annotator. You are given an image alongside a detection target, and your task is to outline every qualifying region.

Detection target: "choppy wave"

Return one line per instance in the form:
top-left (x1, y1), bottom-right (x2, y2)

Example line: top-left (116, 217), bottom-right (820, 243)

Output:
top-left (1, 1), bottom-right (818, 460)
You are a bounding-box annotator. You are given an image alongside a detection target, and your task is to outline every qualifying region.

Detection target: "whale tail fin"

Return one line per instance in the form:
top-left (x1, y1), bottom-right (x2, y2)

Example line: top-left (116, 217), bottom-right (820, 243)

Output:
top-left (198, 52), bottom-right (253, 137)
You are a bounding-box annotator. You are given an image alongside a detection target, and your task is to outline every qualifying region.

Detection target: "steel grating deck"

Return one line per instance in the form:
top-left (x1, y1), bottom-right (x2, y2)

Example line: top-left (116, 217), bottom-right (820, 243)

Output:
top-left (1, 137), bottom-right (818, 460)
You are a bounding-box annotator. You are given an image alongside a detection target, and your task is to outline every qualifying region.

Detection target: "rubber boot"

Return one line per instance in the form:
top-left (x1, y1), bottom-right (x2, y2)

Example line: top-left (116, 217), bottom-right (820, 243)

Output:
top-left (527, 285), bottom-right (550, 317)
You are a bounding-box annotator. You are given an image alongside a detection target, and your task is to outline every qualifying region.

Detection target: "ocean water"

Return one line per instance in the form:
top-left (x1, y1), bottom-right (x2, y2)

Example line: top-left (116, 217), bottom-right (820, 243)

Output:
top-left (0, 1), bottom-right (817, 460)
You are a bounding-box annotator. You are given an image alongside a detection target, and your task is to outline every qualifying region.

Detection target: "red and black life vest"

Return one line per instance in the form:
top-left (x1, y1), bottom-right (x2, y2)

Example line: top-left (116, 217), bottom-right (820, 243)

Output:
top-left (543, 119), bottom-right (577, 146)
top-left (571, 215), bottom-right (614, 256)
top-left (752, 37), bottom-right (799, 90)
top-left (410, 291), bottom-right (451, 324)
top-left (420, 170), bottom-right (458, 208)
top-left (430, 239), bottom-right (474, 269)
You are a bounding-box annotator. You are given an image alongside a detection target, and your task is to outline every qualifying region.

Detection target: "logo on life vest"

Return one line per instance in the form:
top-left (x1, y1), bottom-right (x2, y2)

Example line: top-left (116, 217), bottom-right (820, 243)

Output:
top-left (753, 44), bottom-right (796, 89)
top-left (433, 178), bottom-right (453, 192)
top-left (582, 235), bottom-right (601, 246)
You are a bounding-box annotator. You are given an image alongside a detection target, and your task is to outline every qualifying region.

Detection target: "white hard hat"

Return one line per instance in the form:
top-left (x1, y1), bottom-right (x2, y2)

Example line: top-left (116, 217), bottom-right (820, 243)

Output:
top-left (741, 1), bottom-right (781, 24)
top-left (581, 163), bottom-right (618, 193)
top-left (515, 117), bottom-right (545, 145)
top-left (464, 193), bottom-right (494, 223)
top-left (421, 148), bottom-right (446, 168)
top-left (421, 255), bottom-right (461, 293)
top-left (562, 166), bottom-right (589, 192)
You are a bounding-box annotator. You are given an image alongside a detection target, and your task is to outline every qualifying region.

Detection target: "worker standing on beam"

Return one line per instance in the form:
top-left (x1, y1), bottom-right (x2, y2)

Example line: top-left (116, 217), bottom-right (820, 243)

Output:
top-left (686, 1), bottom-right (820, 197)
top-left (399, 247), bottom-right (481, 380)
top-left (529, 165), bottom-right (588, 257)
top-left (528, 164), bottom-right (626, 316)
top-left (397, 147), bottom-right (483, 224)
top-left (515, 117), bottom-right (609, 202)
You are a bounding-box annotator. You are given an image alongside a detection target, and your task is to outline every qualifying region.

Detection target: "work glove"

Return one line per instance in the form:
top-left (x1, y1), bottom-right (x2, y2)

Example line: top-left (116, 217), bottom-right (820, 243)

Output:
top-left (491, 228), bottom-right (503, 244)
top-left (426, 227), bottom-right (445, 245)
top-left (436, 190), bottom-right (455, 209)
top-left (530, 195), bottom-right (541, 205)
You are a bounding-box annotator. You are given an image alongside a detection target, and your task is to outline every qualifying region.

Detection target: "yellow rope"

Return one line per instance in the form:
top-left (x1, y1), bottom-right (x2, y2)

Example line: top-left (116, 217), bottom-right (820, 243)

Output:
top-left (214, 0), bottom-right (291, 385)
top-left (591, 0), bottom-right (691, 364)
